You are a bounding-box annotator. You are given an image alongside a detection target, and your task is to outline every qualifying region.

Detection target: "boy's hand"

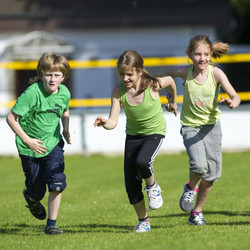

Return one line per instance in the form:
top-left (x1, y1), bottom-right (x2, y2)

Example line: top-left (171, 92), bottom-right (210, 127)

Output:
top-left (26, 138), bottom-right (48, 156)
top-left (63, 130), bottom-right (71, 144)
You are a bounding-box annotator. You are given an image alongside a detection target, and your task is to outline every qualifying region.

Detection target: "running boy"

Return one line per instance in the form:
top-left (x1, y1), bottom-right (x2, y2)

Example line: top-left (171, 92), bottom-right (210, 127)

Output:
top-left (166, 35), bottom-right (241, 225)
top-left (6, 52), bottom-right (71, 234)
top-left (94, 50), bottom-right (177, 232)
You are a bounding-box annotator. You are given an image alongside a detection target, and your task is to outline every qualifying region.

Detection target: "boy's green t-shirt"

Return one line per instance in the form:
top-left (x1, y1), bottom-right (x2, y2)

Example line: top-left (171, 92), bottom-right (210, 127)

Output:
top-left (12, 82), bottom-right (71, 158)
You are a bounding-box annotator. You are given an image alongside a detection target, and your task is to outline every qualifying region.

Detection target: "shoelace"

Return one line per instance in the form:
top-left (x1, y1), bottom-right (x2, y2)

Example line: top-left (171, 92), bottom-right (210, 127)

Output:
top-left (184, 190), bottom-right (197, 202)
top-left (145, 187), bottom-right (159, 201)
top-left (194, 213), bottom-right (204, 224)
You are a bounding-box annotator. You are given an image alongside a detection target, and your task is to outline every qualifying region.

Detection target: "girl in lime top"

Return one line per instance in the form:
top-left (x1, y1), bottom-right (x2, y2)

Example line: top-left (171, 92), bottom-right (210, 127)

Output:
top-left (6, 52), bottom-right (71, 235)
top-left (94, 50), bottom-right (177, 232)
top-left (167, 35), bottom-right (241, 226)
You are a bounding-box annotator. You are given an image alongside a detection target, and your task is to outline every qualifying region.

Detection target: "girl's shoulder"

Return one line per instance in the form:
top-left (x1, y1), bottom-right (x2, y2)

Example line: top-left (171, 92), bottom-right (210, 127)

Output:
top-left (112, 83), bottom-right (122, 98)
top-left (212, 65), bottom-right (225, 81)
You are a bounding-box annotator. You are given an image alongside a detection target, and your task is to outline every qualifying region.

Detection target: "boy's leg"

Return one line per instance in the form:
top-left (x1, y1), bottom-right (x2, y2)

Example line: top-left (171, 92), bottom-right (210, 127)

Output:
top-left (45, 191), bottom-right (63, 235)
top-left (48, 191), bottom-right (62, 220)
top-left (43, 140), bottom-right (66, 235)
top-left (20, 155), bottom-right (47, 220)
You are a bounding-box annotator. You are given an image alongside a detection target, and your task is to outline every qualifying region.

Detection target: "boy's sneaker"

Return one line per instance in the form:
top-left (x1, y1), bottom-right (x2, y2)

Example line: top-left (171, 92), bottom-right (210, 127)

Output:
top-left (179, 183), bottom-right (198, 212)
top-left (23, 189), bottom-right (46, 220)
top-left (133, 220), bottom-right (151, 233)
top-left (187, 211), bottom-right (206, 226)
top-left (45, 226), bottom-right (63, 235)
top-left (145, 182), bottom-right (163, 210)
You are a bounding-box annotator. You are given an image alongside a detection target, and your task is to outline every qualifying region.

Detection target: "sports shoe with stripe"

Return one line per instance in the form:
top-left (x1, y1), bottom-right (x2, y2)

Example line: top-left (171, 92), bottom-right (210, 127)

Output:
top-left (45, 226), bottom-right (63, 235)
top-left (134, 219), bottom-right (151, 233)
top-left (23, 189), bottom-right (46, 220)
top-left (188, 211), bottom-right (206, 226)
top-left (179, 183), bottom-right (198, 212)
top-left (145, 182), bottom-right (163, 210)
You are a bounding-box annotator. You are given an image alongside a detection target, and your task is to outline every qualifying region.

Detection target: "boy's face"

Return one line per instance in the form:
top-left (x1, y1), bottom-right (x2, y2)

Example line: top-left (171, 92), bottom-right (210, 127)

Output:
top-left (42, 71), bottom-right (64, 94)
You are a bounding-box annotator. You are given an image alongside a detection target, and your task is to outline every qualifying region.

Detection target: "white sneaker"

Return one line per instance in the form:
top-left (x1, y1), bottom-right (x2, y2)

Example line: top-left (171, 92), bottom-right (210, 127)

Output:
top-left (134, 220), bottom-right (151, 233)
top-left (145, 182), bottom-right (163, 210)
top-left (179, 183), bottom-right (198, 212)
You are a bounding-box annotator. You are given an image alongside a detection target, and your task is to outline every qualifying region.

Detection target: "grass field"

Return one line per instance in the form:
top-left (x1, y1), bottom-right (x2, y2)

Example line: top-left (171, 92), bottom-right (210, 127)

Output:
top-left (0, 152), bottom-right (249, 250)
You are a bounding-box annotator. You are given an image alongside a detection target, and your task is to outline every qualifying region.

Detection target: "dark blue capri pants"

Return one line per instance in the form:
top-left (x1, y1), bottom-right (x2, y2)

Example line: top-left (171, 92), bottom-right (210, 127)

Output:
top-left (19, 140), bottom-right (67, 201)
top-left (124, 134), bottom-right (164, 205)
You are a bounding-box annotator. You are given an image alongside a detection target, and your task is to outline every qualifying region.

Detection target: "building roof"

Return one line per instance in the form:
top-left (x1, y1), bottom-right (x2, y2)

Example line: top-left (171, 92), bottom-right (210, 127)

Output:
top-left (0, 0), bottom-right (235, 30)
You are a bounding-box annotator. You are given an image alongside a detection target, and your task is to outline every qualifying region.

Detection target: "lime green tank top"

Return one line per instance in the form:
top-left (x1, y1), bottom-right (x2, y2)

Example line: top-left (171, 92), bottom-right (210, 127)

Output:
top-left (120, 83), bottom-right (166, 136)
top-left (181, 65), bottom-right (221, 127)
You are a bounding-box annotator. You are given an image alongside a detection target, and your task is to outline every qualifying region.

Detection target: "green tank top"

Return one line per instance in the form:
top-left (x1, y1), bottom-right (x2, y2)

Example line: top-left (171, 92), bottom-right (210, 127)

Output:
top-left (120, 83), bottom-right (166, 136)
top-left (12, 82), bottom-right (71, 158)
top-left (181, 65), bottom-right (221, 127)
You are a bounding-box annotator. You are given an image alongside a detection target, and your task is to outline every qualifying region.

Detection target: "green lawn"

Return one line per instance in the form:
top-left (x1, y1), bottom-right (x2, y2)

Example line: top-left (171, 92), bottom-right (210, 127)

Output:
top-left (0, 152), bottom-right (249, 250)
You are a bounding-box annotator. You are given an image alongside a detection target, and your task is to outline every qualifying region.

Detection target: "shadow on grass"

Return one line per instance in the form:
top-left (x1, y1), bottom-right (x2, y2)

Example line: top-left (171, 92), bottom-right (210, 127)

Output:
top-left (1, 211), bottom-right (249, 234)
top-left (0, 223), bottom-right (44, 235)
top-left (205, 210), bottom-right (250, 217)
top-left (0, 223), bottom-right (132, 235)
top-left (63, 224), bottom-right (132, 234)
top-left (150, 210), bottom-right (250, 218)
top-left (150, 210), bottom-right (250, 226)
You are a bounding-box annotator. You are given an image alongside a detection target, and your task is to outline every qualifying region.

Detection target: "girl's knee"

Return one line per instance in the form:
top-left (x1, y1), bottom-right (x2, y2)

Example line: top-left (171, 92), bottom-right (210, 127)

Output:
top-left (135, 158), bottom-right (152, 179)
top-left (190, 161), bottom-right (208, 175)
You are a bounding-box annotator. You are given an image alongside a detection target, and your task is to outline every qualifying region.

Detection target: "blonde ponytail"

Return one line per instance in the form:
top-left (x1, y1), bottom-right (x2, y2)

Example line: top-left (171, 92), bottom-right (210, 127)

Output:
top-left (212, 42), bottom-right (229, 59)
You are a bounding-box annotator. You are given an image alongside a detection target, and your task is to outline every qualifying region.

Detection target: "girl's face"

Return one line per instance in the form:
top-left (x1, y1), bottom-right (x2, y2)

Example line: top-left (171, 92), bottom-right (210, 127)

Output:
top-left (118, 66), bottom-right (142, 89)
top-left (189, 43), bottom-right (212, 71)
top-left (42, 71), bottom-right (64, 94)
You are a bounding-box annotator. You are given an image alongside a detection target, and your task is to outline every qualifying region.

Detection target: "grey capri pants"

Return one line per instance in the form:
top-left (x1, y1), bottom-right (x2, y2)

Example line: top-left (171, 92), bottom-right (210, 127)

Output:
top-left (180, 121), bottom-right (222, 181)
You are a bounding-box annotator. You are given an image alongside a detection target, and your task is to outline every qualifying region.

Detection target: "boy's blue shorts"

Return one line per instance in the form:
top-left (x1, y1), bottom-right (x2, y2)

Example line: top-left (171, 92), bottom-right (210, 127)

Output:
top-left (20, 140), bottom-right (67, 201)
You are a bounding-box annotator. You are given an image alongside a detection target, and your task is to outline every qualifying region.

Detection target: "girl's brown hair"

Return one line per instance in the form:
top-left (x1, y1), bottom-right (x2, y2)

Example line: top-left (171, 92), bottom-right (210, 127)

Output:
top-left (117, 50), bottom-right (161, 92)
top-left (29, 52), bottom-right (70, 84)
top-left (186, 35), bottom-right (229, 63)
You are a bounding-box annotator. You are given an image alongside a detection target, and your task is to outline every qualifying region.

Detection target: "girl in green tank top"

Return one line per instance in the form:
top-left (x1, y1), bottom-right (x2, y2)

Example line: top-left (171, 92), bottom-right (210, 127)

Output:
top-left (94, 50), bottom-right (177, 232)
top-left (166, 35), bottom-right (241, 226)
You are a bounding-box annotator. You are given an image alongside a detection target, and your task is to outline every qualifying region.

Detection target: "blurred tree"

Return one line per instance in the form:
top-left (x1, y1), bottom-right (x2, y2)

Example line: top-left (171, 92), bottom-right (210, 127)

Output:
top-left (230, 0), bottom-right (250, 43)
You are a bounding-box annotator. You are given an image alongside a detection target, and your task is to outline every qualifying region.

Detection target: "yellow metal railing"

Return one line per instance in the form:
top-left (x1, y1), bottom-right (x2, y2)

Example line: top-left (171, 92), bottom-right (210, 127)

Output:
top-left (1, 53), bottom-right (250, 69)
top-left (1, 92), bottom-right (249, 109)
top-left (0, 53), bottom-right (250, 108)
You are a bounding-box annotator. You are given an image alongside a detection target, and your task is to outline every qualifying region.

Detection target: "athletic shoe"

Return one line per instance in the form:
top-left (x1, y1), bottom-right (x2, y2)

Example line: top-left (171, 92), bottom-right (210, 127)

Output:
top-left (187, 211), bottom-right (206, 226)
top-left (145, 182), bottom-right (163, 210)
top-left (45, 226), bottom-right (63, 235)
top-left (23, 189), bottom-right (46, 220)
top-left (133, 220), bottom-right (151, 233)
top-left (179, 183), bottom-right (198, 212)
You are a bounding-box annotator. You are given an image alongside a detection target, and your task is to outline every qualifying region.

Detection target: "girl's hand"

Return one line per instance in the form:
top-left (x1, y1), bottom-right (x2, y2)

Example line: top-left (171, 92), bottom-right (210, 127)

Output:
top-left (26, 138), bottom-right (48, 156)
top-left (63, 130), bottom-right (71, 144)
top-left (165, 102), bottom-right (177, 116)
top-left (220, 97), bottom-right (235, 109)
top-left (94, 116), bottom-right (107, 127)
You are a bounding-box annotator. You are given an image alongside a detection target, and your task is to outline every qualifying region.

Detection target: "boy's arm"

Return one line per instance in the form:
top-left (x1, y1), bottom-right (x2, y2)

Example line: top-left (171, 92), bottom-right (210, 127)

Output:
top-left (6, 110), bottom-right (47, 155)
top-left (61, 110), bottom-right (71, 144)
